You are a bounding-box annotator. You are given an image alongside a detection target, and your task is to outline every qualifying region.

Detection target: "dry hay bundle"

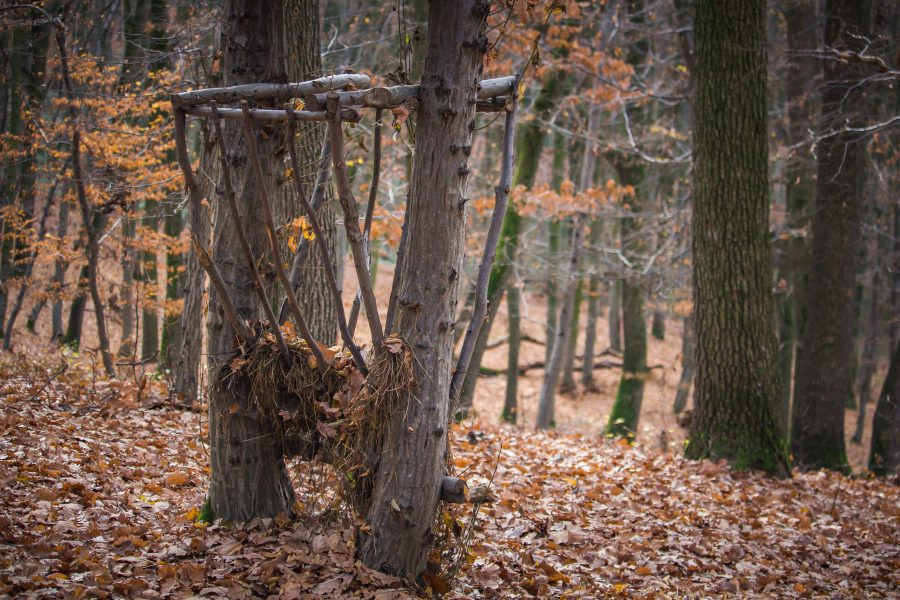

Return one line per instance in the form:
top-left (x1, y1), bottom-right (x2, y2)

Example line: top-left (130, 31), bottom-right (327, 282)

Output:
top-left (218, 324), bottom-right (416, 513)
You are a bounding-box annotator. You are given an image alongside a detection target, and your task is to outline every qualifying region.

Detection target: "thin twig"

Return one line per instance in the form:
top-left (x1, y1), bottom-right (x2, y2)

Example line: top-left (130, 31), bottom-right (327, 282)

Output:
top-left (238, 101), bottom-right (326, 370)
top-left (284, 105), bottom-right (366, 374)
top-left (26, 362), bottom-right (68, 403)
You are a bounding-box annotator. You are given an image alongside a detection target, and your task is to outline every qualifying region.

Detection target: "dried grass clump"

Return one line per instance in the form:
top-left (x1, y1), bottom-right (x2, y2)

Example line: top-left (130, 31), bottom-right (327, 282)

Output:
top-left (217, 323), bottom-right (416, 515)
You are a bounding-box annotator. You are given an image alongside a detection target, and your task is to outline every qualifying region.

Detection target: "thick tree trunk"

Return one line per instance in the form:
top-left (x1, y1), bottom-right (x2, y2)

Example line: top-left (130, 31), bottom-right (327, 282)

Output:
top-left (791, 0), bottom-right (870, 472)
top-left (853, 262), bottom-right (878, 444)
top-left (356, 1), bottom-right (489, 577)
top-left (502, 282), bottom-right (520, 424)
top-left (870, 338), bottom-right (900, 477)
top-left (205, 0), bottom-right (294, 519)
top-left (207, 370), bottom-right (295, 520)
top-left (686, 0), bottom-right (788, 475)
top-left (673, 312), bottom-right (695, 414)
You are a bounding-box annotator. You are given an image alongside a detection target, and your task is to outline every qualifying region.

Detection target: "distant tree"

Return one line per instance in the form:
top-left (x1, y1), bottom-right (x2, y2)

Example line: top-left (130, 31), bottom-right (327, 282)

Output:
top-left (685, 0), bottom-right (788, 475)
top-left (791, 0), bottom-right (871, 472)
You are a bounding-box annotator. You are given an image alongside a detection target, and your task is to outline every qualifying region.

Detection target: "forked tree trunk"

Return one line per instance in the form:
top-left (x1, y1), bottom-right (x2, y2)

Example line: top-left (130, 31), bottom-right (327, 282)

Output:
top-left (457, 69), bottom-right (568, 413)
top-left (356, 1), bottom-right (489, 577)
top-left (205, 0), bottom-right (294, 519)
top-left (791, 0), bottom-right (870, 472)
top-left (686, 0), bottom-right (788, 475)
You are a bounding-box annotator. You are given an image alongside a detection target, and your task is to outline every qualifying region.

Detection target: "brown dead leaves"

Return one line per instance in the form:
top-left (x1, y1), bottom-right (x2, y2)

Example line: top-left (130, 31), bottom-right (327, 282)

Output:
top-left (0, 351), bottom-right (898, 598)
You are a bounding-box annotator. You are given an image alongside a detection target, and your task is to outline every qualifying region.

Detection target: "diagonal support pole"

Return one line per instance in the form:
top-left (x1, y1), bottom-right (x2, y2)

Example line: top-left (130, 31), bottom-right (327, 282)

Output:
top-left (451, 97), bottom-right (518, 406)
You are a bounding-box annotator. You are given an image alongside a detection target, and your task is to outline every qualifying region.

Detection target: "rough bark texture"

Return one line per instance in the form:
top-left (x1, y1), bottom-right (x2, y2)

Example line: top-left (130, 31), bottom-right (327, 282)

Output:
top-left (791, 0), bottom-right (870, 472)
top-left (870, 338), bottom-right (900, 476)
top-left (559, 276), bottom-right (583, 394)
top-left (205, 0), bottom-right (295, 519)
top-left (686, 0), bottom-right (788, 475)
top-left (280, 0), bottom-right (339, 344)
top-left (356, 0), bottom-right (488, 578)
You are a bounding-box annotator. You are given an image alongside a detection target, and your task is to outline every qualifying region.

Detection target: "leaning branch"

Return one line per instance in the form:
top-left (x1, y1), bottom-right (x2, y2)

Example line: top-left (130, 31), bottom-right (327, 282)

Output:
top-left (284, 105), bottom-right (366, 374)
top-left (348, 108), bottom-right (383, 337)
top-left (326, 93), bottom-right (384, 348)
top-left (208, 101), bottom-right (292, 361)
top-left (451, 97), bottom-right (518, 404)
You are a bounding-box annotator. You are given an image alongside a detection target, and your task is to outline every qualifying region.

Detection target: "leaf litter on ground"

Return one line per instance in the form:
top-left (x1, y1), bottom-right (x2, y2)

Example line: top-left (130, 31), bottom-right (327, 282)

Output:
top-left (0, 350), bottom-right (897, 598)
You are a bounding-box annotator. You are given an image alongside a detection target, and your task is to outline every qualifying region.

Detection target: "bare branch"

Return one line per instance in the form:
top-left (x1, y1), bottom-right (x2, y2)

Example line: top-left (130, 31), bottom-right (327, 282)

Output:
top-left (284, 105), bottom-right (367, 374)
top-left (450, 99), bottom-right (518, 404)
top-left (327, 93), bottom-right (384, 348)
top-left (171, 73), bottom-right (372, 108)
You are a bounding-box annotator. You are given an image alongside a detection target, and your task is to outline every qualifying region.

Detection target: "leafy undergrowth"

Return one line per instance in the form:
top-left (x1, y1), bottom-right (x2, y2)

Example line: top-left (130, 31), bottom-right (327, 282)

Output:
top-left (0, 352), bottom-right (897, 599)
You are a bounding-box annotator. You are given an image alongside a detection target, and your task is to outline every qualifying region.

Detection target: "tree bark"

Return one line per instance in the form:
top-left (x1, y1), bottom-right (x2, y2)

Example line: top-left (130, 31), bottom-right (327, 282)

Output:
top-left (356, 1), bottom-right (489, 578)
top-left (205, 0), bottom-right (295, 519)
top-left (686, 0), bottom-right (788, 475)
top-left (606, 278), bottom-right (647, 438)
top-left (559, 275), bottom-right (582, 394)
top-left (582, 221), bottom-right (602, 391)
top-left (791, 0), bottom-right (870, 472)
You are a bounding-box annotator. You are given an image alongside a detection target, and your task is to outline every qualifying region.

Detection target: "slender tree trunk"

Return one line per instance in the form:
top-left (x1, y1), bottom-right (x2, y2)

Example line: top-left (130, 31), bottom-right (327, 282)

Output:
top-left (50, 198), bottom-right (70, 341)
top-left (457, 69), bottom-right (568, 413)
top-left (160, 209), bottom-right (183, 370)
top-left (356, 1), bottom-right (489, 577)
top-left (545, 132), bottom-right (567, 366)
top-left (559, 275), bottom-right (582, 394)
top-left (870, 337), bottom-right (900, 476)
top-left (582, 221), bottom-right (602, 391)
top-left (118, 217), bottom-right (137, 356)
top-left (651, 309), bottom-right (665, 340)
top-left (606, 278), bottom-right (647, 438)
top-left (205, 0), bottom-right (295, 520)
top-left (536, 220), bottom-right (585, 430)
top-left (140, 200), bottom-right (160, 360)
top-left (791, 0), bottom-right (870, 472)
top-left (673, 312), bottom-right (695, 414)
top-left (777, 1), bottom-right (817, 424)
top-left (853, 262), bottom-right (878, 444)
top-left (686, 0), bottom-right (788, 475)
top-left (502, 281), bottom-right (520, 424)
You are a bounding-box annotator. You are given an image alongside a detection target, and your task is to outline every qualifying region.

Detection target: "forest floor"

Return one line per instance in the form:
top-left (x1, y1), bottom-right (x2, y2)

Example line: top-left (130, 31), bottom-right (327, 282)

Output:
top-left (1, 348), bottom-right (898, 599)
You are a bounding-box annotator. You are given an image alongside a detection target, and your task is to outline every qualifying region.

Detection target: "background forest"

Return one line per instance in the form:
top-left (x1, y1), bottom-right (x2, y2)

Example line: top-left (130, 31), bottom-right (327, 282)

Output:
top-left (0, 0), bottom-right (898, 598)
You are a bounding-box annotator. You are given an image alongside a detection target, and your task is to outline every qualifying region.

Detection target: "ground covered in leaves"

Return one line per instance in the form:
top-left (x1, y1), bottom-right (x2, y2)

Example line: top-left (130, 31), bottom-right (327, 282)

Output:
top-left (1, 351), bottom-right (898, 598)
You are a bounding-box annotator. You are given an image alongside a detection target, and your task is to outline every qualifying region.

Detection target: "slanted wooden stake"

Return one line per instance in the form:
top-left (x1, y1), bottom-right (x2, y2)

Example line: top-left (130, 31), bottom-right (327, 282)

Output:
top-left (326, 93), bottom-right (384, 348)
top-left (206, 102), bottom-right (292, 361)
top-left (348, 108), bottom-right (383, 337)
top-left (236, 101), bottom-right (327, 371)
top-left (278, 139), bottom-right (331, 325)
top-left (284, 105), bottom-right (366, 374)
top-left (451, 98), bottom-right (518, 405)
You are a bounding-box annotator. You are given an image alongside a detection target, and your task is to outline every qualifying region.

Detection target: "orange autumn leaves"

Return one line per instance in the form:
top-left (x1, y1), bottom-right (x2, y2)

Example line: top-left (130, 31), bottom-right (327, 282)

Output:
top-left (471, 178), bottom-right (636, 222)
